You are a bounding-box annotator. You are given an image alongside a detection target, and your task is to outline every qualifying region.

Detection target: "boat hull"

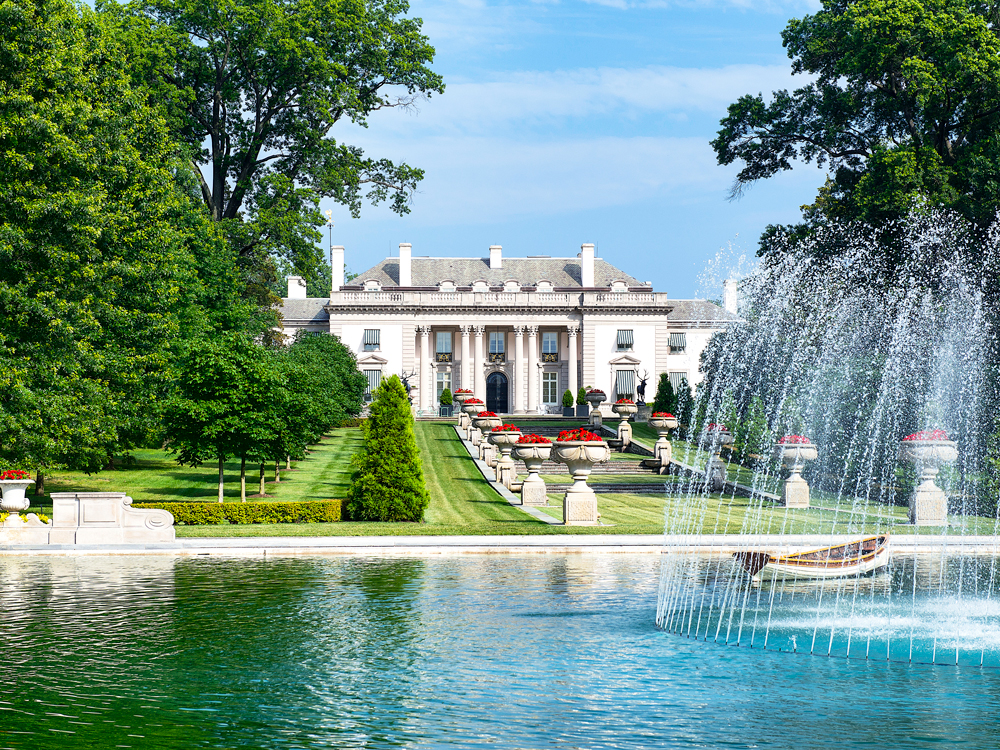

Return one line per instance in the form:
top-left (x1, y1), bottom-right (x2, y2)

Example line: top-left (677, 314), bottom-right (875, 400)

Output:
top-left (761, 545), bottom-right (890, 580)
top-left (735, 535), bottom-right (891, 581)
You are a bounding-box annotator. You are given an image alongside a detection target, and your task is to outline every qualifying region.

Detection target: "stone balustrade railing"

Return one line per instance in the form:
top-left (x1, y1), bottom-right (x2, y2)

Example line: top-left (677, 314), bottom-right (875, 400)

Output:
top-left (327, 290), bottom-right (671, 309)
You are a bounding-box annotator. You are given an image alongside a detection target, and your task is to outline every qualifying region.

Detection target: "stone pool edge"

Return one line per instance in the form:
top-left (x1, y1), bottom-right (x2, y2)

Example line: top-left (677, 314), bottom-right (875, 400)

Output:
top-left (1, 534), bottom-right (998, 556)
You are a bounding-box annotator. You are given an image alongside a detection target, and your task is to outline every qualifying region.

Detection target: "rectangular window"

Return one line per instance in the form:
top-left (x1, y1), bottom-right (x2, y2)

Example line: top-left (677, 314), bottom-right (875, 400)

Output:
top-left (489, 331), bottom-right (505, 354)
top-left (668, 372), bottom-right (688, 391)
top-left (363, 369), bottom-right (382, 401)
top-left (542, 372), bottom-right (559, 404)
top-left (615, 369), bottom-right (636, 400)
top-left (436, 331), bottom-right (452, 353)
top-left (436, 371), bottom-right (452, 402)
top-left (669, 332), bottom-right (687, 353)
top-left (616, 329), bottom-right (634, 351)
top-left (542, 332), bottom-right (558, 354)
top-left (363, 329), bottom-right (380, 351)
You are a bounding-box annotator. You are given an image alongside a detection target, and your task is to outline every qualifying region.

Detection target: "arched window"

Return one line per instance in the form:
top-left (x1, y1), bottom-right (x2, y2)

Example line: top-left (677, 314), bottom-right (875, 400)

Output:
top-left (363, 279), bottom-right (382, 291)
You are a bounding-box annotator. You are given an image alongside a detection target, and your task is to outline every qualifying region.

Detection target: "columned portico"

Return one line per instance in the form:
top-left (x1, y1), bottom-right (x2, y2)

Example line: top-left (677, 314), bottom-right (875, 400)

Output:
top-left (513, 326), bottom-right (525, 413)
top-left (460, 326), bottom-right (471, 390)
top-left (526, 325), bottom-right (539, 414)
top-left (474, 325), bottom-right (486, 396)
top-left (418, 326), bottom-right (431, 413)
top-left (567, 327), bottom-right (579, 397)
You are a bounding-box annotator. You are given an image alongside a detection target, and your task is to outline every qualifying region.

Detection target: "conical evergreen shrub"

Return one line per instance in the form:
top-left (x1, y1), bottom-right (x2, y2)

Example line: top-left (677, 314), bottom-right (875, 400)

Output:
top-left (347, 375), bottom-right (430, 521)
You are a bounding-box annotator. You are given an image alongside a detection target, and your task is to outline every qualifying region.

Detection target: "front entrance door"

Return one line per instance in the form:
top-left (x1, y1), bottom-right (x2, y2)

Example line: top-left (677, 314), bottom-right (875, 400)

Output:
top-left (486, 372), bottom-right (509, 414)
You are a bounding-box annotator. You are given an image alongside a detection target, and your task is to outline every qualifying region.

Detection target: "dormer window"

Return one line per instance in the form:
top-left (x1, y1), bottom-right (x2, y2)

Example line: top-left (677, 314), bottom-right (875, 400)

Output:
top-left (363, 279), bottom-right (381, 292)
top-left (438, 280), bottom-right (456, 292)
top-left (610, 280), bottom-right (628, 292)
top-left (536, 280), bottom-right (554, 292)
top-left (472, 280), bottom-right (489, 292)
top-left (503, 280), bottom-right (520, 292)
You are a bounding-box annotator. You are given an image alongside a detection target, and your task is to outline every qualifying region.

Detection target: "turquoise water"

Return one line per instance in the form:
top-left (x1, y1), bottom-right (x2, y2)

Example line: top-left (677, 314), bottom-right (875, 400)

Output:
top-left (1, 554), bottom-right (999, 749)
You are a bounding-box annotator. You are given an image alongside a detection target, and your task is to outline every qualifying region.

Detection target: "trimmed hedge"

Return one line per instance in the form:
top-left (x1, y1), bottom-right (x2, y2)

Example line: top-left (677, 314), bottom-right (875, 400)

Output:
top-left (132, 500), bottom-right (344, 525)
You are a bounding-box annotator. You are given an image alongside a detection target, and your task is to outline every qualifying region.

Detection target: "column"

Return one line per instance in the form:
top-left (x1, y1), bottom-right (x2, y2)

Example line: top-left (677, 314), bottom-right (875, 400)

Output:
top-left (567, 327), bottom-right (579, 398)
top-left (460, 326), bottom-right (471, 391)
top-left (526, 325), bottom-right (539, 414)
top-left (513, 326), bottom-right (525, 413)
top-left (474, 326), bottom-right (486, 396)
top-left (419, 326), bottom-right (431, 414)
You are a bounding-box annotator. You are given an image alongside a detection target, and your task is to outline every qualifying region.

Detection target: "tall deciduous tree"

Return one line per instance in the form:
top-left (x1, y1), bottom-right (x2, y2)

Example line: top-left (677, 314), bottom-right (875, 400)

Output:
top-left (0, 0), bottom-right (257, 476)
top-left (713, 0), bottom-right (1000, 257)
top-left (111, 0), bottom-right (444, 289)
top-left (348, 375), bottom-right (429, 522)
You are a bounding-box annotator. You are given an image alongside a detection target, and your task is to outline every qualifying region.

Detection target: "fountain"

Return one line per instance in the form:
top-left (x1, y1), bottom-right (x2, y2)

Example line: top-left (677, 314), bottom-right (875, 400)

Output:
top-left (656, 211), bottom-right (1000, 667)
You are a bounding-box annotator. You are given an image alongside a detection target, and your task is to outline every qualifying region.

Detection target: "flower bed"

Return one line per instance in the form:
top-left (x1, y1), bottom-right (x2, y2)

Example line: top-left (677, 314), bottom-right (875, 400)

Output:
top-left (557, 428), bottom-right (603, 442)
top-left (0, 470), bottom-right (30, 481)
top-left (615, 398), bottom-right (634, 405)
top-left (517, 434), bottom-right (552, 444)
top-left (777, 435), bottom-right (812, 445)
top-left (492, 424), bottom-right (521, 432)
top-left (903, 429), bottom-right (950, 441)
top-left (651, 412), bottom-right (675, 418)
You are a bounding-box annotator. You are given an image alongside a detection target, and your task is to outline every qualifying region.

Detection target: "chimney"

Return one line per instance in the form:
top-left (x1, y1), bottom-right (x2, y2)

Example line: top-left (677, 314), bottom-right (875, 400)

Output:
top-left (287, 276), bottom-right (307, 299)
top-left (723, 279), bottom-right (738, 314)
top-left (330, 245), bottom-right (345, 293)
top-left (580, 243), bottom-right (595, 288)
top-left (398, 243), bottom-right (412, 287)
top-left (489, 245), bottom-right (502, 269)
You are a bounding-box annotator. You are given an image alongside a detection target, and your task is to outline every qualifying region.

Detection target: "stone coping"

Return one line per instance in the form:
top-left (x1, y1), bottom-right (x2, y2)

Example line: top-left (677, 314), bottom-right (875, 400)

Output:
top-left (1, 534), bottom-right (998, 556)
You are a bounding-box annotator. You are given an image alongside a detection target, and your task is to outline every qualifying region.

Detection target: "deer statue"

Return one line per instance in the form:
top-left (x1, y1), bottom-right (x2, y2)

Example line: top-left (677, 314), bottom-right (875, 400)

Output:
top-left (636, 369), bottom-right (650, 405)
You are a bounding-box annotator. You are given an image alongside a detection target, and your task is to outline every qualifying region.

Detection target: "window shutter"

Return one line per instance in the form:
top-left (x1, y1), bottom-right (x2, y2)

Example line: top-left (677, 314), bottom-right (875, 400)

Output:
top-left (669, 333), bottom-right (686, 349)
top-left (363, 329), bottom-right (380, 347)
top-left (615, 369), bottom-right (636, 399)
top-left (616, 329), bottom-right (634, 349)
top-left (364, 369), bottom-right (382, 399)
top-left (668, 372), bottom-right (687, 391)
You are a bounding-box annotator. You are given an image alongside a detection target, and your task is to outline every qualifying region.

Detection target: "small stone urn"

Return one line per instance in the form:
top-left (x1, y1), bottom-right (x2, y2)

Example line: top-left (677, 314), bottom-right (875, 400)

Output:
top-left (648, 412), bottom-right (678, 468)
top-left (512, 437), bottom-right (552, 506)
top-left (472, 412), bottom-right (502, 458)
top-left (462, 399), bottom-right (486, 441)
top-left (453, 390), bottom-right (473, 427)
top-left (773, 437), bottom-right (818, 508)
top-left (0, 472), bottom-right (34, 514)
top-left (611, 400), bottom-right (638, 449)
top-left (899, 430), bottom-right (958, 526)
top-left (551, 431), bottom-right (610, 525)
top-left (488, 427), bottom-right (523, 488)
top-left (702, 424), bottom-right (733, 493)
top-left (585, 390), bottom-right (607, 428)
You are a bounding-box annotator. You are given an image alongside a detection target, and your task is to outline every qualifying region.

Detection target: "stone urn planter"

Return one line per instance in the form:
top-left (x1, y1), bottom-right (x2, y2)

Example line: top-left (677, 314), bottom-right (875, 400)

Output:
top-left (772, 436), bottom-right (818, 508)
top-left (512, 437), bottom-right (552, 506)
top-left (0, 471), bottom-right (34, 514)
top-left (454, 390), bottom-right (474, 427)
top-left (611, 400), bottom-right (638, 449)
top-left (585, 389), bottom-right (607, 428)
top-left (702, 424), bottom-right (733, 493)
top-left (899, 430), bottom-right (958, 526)
top-left (488, 427), bottom-right (523, 488)
top-left (463, 399), bottom-right (487, 441)
top-left (551, 429), bottom-right (610, 525)
top-left (472, 412), bottom-right (502, 456)
top-left (648, 412), bottom-right (678, 467)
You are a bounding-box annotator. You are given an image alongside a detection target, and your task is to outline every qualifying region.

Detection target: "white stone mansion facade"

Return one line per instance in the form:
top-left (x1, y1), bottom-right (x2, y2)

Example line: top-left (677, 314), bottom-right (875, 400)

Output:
top-left (280, 243), bottom-right (738, 416)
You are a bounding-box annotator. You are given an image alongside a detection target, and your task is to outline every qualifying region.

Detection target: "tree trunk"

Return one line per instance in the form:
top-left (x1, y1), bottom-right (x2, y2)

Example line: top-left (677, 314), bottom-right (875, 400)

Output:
top-left (259, 462), bottom-right (266, 496)
top-left (240, 456), bottom-right (247, 502)
top-left (218, 456), bottom-right (225, 503)
top-left (274, 460), bottom-right (281, 483)
top-left (285, 455), bottom-right (291, 470)
top-left (35, 470), bottom-right (45, 496)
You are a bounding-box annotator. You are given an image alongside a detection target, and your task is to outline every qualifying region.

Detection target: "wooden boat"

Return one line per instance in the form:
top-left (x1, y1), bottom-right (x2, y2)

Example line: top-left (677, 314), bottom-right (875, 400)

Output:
top-left (733, 535), bottom-right (890, 580)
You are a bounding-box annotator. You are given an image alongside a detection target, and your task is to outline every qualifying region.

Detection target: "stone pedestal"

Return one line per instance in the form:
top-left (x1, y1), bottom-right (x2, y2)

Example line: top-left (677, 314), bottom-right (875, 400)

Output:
top-left (586, 392), bottom-right (606, 429)
top-left (782, 474), bottom-right (811, 508)
top-left (910, 483), bottom-right (949, 526)
top-left (899, 439), bottom-right (957, 526)
top-left (612, 403), bottom-right (637, 449)
top-left (648, 415), bottom-right (678, 471)
top-left (489, 431), bottom-right (522, 489)
top-left (552, 440), bottom-right (610, 526)
top-left (513, 444), bottom-right (551, 506)
top-left (773, 442), bottom-right (818, 509)
top-left (703, 429), bottom-right (733, 493)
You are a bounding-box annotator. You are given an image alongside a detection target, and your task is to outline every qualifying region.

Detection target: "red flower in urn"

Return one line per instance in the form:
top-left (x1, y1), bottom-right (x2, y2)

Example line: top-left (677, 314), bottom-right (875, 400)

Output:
top-left (517, 434), bottom-right (552, 444)
top-left (778, 435), bottom-right (812, 445)
top-left (479, 411), bottom-right (498, 417)
top-left (706, 422), bottom-right (729, 432)
top-left (492, 424), bottom-right (521, 432)
top-left (651, 412), bottom-right (675, 418)
top-left (903, 429), bottom-right (950, 441)
top-left (464, 398), bottom-right (484, 405)
top-left (455, 389), bottom-right (474, 394)
top-left (615, 398), bottom-right (634, 404)
top-left (0, 469), bottom-right (30, 481)
top-left (557, 428), bottom-right (603, 442)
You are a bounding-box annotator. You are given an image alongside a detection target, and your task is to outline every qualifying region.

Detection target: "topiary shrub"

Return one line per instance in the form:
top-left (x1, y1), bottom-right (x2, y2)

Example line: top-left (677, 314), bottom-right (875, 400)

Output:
top-left (652, 373), bottom-right (676, 415)
top-left (347, 375), bottom-right (430, 521)
top-left (576, 387), bottom-right (587, 406)
top-left (133, 500), bottom-right (343, 524)
top-left (439, 387), bottom-right (453, 406)
top-left (562, 389), bottom-right (574, 408)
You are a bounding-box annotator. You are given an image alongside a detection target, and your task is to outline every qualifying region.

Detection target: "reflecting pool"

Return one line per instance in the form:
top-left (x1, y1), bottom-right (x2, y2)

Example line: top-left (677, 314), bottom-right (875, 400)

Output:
top-left (1, 554), bottom-right (999, 748)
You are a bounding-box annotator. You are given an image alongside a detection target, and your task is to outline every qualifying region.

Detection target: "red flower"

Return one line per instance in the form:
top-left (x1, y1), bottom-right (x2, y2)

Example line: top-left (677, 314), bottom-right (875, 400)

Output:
top-left (0, 469), bottom-right (30, 481)
top-left (587, 389), bottom-right (606, 395)
top-left (903, 429), bottom-right (950, 441)
top-left (517, 434), bottom-right (552, 444)
top-left (464, 398), bottom-right (484, 404)
top-left (478, 411), bottom-right (498, 417)
top-left (492, 424), bottom-right (522, 432)
top-left (706, 423), bottom-right (729, 432)
top-left (615, 398), bottom-right (634, 404)
top-left (557, 428), bottom-right (604, 442)
top-left (778, 435), bottom-right (812, 445)
top-left (455, 389), bottom-right (474, 393)
top-left (651, 412), bottom-right (675, 418)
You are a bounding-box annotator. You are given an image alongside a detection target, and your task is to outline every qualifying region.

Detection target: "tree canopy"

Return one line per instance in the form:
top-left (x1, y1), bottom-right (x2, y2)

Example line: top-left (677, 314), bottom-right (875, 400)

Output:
top-left (713, 0), bottom-right (1000, 255)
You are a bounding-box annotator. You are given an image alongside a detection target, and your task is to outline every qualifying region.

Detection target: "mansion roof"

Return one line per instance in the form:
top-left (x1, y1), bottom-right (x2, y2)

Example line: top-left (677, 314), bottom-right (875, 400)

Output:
top-left (348, 256), bottom-right (647, 290)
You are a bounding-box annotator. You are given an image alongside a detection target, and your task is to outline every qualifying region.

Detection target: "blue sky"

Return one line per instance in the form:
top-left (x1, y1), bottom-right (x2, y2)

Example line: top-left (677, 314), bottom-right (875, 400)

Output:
top-left (326, 0), bottom-right (827, 298)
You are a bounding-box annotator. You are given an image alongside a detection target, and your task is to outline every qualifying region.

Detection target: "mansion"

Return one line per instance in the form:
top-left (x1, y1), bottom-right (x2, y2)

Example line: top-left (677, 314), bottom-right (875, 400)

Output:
top-left (280, 243), bottom-right (739, 416)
